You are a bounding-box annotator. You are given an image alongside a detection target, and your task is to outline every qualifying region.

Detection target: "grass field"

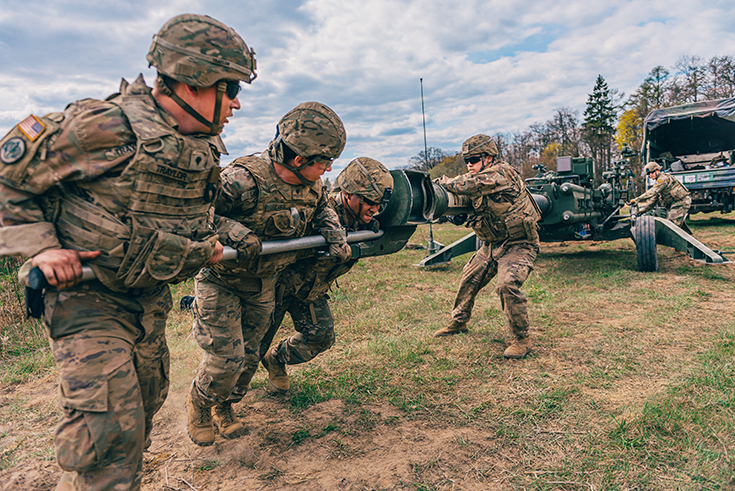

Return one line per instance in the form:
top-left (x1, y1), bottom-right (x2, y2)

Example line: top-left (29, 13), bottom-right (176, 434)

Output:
top-left (1, 215), bottom-right (734, 490)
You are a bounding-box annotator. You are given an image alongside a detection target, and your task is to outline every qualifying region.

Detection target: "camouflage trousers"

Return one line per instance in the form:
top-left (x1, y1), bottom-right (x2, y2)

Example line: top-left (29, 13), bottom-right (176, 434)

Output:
top-left (191, 275), bottom-right (277, 405)
top-left (259, 293), bottom-right (335, 365)
top-left (44, 282), bottom-right (172, 491)
top-left (451, 240), bottom-right (538, 339)
top-left (667, 196), bottom-right (692, 227)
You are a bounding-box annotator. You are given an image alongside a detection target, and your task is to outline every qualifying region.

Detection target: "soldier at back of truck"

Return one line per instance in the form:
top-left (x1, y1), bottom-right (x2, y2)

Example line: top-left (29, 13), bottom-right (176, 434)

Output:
top-left (632, 161), bottom-right (691, 227)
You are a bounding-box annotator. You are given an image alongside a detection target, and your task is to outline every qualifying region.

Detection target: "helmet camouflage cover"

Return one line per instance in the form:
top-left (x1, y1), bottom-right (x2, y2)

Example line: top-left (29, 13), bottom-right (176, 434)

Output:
top-left (147, 13), bottom-right (257, 87)
top-left (278, 102), bottom-right (346, 160)
top-left (462, 134), bottom-right (498, 158)
top-left (644, 161), bottom-right (662, 173)
top-left (337, 157), bottom-right (394, 203)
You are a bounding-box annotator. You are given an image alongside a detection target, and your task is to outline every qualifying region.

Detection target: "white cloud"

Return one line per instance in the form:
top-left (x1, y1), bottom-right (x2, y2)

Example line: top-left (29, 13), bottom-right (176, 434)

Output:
top-left (1, 0), bottom-right (734, 172)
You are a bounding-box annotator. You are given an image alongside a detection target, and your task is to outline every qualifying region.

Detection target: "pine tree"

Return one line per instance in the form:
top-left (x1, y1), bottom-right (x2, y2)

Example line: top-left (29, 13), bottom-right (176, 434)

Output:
top-left (582, 75), bottom-right (617, 179)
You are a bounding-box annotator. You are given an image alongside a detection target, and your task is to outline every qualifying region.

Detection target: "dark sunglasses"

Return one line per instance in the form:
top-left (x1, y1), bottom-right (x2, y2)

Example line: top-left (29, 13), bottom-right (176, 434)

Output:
top-left (225, 81), bottom-right (241, 99)
top-left (464, 155), bottom-right (483, 165)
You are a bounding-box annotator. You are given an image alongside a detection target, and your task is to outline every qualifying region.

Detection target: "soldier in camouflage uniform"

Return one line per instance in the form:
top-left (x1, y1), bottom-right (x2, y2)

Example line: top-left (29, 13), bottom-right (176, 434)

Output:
top-left (260, 157), bottom-right (394, 392)
top-left (0, 14), bottom-right (256, 491)
top-left (433, 134), bottom-right (541, 359)
top-left (631, 161), bottom-right (691, 227)
top-left (187, 102), bottom-right (351, 446)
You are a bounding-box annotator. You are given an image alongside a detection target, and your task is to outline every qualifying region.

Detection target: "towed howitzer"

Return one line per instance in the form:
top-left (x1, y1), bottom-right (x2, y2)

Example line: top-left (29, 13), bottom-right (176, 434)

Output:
top-left (419, 149), bottom-right (729, 271)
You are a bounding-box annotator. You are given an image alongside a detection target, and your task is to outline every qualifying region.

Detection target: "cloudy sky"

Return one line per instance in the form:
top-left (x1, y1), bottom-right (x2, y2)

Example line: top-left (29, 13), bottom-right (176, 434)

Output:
top-left (1, 0), bottom-right (733, 173)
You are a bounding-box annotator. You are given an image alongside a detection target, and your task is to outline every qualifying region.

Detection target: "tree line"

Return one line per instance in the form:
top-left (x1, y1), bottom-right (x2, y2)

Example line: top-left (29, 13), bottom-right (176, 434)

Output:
top-left (407, 54), bottom-right (735, 182)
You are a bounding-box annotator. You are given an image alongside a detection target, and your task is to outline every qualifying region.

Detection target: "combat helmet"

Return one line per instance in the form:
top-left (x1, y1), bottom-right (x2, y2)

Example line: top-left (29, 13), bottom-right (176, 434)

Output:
top-left (147, 14), bottom-right (257, 135)
top-left (461, 134), bottom-right (497, 172)
top-left (462, 134), bottom-right (498, 158)
top-left (270, 102), bottom-right (346, 185)
top-left (336, 157), bottom-right (394, 207)
top-left (644, 161), bottom-right (662, 174)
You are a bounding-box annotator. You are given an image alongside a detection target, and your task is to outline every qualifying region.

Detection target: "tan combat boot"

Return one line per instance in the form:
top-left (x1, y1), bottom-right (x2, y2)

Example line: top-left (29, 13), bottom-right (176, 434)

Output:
top-left (262, 348), bottom-right (289, 393)
top-left (212, 402), bottom-right (245, 439)
top-left (503, 337), bottom-right (532, 358)
top-left (186, 393), bottom-right (214, 446)
top-left (433, 320), bottom-right (469, 338)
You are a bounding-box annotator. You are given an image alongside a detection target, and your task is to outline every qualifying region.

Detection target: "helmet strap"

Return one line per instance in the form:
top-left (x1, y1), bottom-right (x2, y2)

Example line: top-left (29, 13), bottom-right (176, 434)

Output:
top-left (270, 137), bottom-right (318, 186)
top-left (157, 77), bottom-right (225, 135)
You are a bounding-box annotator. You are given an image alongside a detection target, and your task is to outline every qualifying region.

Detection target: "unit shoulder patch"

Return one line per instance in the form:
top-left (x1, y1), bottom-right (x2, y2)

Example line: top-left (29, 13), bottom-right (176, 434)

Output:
top-left (0, 137), bottom-right (26, 164)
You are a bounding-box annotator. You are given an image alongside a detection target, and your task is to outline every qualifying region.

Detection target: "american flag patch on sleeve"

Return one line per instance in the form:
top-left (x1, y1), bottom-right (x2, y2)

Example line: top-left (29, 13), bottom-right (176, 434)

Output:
top-left (18, 115), bottom-right (45, 141)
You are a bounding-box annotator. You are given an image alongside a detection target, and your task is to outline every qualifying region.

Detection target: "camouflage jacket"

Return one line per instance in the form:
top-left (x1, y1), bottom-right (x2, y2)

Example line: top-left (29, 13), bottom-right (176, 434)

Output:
top-left (279, 191), bottom-right (367, 303)
top-left (0, 75), bottom-right (225, 291)
top-left (201, 153), bottom-right (346, 288)
top-left (636, 172), bottom-right (690, 212)
top-left (437, 162), bottom-right (540, 245)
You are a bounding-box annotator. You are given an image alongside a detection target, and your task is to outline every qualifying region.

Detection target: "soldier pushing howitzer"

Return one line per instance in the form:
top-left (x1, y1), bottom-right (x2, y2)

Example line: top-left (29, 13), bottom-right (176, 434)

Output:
top-left (259, 157), bottom-right (394, 393)
top-left (186, 102), bottom-right (351, 446)
top-left (433, 134), bottom-right (541, 359)
top-left (0, 13), bottom-right (256, 491)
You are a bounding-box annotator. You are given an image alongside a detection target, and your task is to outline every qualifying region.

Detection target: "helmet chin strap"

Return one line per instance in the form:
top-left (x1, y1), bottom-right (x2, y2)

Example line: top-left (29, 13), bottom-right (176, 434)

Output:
top-left (157, 78), bottom-right (226, 136)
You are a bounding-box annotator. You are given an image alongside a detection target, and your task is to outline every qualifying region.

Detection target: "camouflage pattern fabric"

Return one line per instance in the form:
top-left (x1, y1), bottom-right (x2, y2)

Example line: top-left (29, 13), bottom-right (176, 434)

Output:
top-left (334, 157), bottom-right (393, 204)
top-left (275, 102), bottom-right (345, 160)
top-left (191, 148), bottom-right (346, 405)
top-left (436, 162), bottom-right (540, 245)
top-left (146, 14), bottom-right (256, 86)
top-left (461, 134), bottom-right (498, 157)
top-left (260, 294), bottom-right (335, 365)
top-left (437, 158), bottom-right (540, 341)
top-left (635, 173), bottom-right (691, 226)
top-left (0, 75), bottom-right (224, 490)
top-left (451, 241), bottom-right (538, 339)
top-left (258, 191), bottom-right (370, 368)
top-left (191, 274), bottom-right (277, 405)
top-left (45, 282), bottom-right (171, 491)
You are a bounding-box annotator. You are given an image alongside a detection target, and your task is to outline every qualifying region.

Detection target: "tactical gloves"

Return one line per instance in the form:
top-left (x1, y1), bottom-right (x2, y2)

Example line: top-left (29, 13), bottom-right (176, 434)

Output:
top-left (328, 242), bottom-right (352, 263)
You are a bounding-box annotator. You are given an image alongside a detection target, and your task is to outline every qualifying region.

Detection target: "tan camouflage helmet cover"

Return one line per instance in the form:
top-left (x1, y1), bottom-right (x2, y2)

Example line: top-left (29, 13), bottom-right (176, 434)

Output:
top-left (462, 134), bottom-right (498, 158)
top-left (147, 13), bottom-right (257, 87)
top-left (337, 157), bottom-right (394, 203)
top-left (278, 102), bottom-right (346, 160)
top-left (644, 161), bottom-right (662, 173)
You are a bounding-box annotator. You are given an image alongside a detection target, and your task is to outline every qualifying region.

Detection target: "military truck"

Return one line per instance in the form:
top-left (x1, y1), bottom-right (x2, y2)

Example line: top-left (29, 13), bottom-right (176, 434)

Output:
top-left (642, 97), bottom-right (735, 214)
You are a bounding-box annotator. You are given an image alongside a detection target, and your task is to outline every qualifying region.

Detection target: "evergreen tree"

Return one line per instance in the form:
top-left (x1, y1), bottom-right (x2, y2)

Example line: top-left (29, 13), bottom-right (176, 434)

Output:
top-left (583, 75), bottom-right (617, 177)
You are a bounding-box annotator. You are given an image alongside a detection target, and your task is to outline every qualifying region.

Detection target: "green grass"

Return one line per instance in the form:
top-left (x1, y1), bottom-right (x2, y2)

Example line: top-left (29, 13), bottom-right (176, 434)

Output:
top-left (3, 215), bottom-right (735, 488)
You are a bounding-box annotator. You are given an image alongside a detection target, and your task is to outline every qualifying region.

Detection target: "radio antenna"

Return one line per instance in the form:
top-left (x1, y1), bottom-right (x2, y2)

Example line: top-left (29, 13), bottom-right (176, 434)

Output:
top-left (421, 78), bottom-right (440, 254)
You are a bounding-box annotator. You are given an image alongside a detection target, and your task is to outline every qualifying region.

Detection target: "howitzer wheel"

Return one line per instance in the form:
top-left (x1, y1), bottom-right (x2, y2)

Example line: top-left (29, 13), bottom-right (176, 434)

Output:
top-left (633, 215), bottom-right (658, 272)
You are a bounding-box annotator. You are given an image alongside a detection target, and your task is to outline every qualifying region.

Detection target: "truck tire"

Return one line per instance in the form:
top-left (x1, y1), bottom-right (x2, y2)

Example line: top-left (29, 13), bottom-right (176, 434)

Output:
top-left (633, 215), bottom-right (658, 272)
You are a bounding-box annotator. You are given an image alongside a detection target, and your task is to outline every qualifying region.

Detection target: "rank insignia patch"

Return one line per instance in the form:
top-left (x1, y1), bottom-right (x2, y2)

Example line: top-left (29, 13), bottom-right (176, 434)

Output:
top-left (18, 115), bottom-right (45, 141)
top-left (0, 137), bottom-right (27, 164)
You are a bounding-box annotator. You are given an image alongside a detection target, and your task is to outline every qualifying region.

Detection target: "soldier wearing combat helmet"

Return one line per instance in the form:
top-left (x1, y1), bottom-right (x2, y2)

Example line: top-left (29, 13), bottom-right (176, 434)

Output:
top-left (631, 161), bottom-right (691, 227)
top-left (186, 102), bottom-right (351, 446)
top-left (0, 13), bottom-right (255, 491)
top-left (433, 134), bottom-right (541, 359)
top-left (260, 157), bottom-right (394, 393)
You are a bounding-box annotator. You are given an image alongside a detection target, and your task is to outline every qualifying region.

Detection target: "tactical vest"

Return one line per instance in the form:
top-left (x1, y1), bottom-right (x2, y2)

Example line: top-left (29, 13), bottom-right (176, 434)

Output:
top-left (52, 77), bottom-right (222, 291)
top-left (210, 155), bottom-right (323, 279)
top-left (659, 173), bottom-right (690, 206)
top-left (467, 163), bottom-right (541, 244)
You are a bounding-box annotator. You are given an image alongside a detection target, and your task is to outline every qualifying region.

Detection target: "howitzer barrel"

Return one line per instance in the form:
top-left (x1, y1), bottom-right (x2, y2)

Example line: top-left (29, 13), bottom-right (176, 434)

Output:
top-left (423, 182), bottom-right (474, 221)
top-left (560, 210), bottom-right (602, 223)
